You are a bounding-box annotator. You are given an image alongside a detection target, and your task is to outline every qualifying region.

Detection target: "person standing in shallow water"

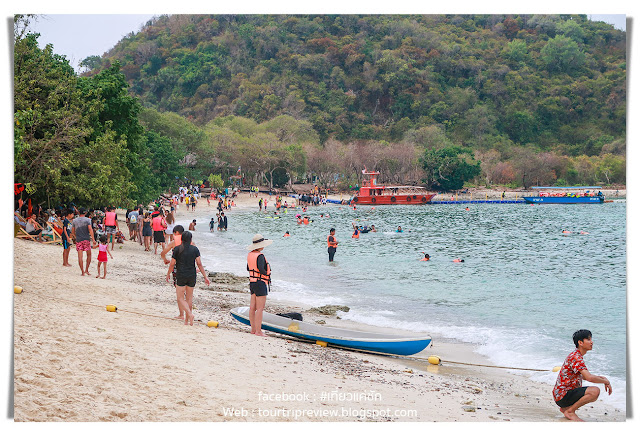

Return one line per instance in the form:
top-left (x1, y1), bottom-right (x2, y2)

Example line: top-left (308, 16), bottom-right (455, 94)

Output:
top-left (327, 228), bottom-right (338, 261)
top-left (246, 234), bottom-right (273, 336)
top-left (553, 329), bottom-right (612, 421)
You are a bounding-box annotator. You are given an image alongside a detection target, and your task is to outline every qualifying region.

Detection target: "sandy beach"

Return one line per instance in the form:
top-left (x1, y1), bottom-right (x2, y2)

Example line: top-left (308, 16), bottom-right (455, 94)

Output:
top-left (12, 192), bottom-right (625, 422)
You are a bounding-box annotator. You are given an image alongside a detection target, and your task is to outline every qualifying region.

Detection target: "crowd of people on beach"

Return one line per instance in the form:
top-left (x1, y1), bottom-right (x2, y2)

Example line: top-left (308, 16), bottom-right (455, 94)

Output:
top-left (14, 183), bottom-right (235, 323)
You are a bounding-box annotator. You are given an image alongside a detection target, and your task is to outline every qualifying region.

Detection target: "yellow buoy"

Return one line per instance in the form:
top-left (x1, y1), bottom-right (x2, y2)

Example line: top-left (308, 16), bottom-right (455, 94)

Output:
top-left (207, 320), bottom-right (219, 328)
top-left (316, 341), bottom-right (328, 347)
top-left (106, 305), bottom-right (117, 312)
top-left (427, 355), bottom-right (442, 365)
top-left (14, 286), bottom-right (23, 294)
top-left (552, 366), bottom-right (561, 372)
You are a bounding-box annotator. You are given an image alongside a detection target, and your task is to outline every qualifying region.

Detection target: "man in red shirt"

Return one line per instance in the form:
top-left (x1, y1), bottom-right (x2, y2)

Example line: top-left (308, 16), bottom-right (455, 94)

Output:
top-left (553, 329), bottom-right (612, 421)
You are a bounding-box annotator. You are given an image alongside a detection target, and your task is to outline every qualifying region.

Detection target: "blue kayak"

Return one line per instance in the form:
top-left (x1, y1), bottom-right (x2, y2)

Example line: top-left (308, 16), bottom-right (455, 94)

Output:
top-left (230, 306), bottom-right (432, 356)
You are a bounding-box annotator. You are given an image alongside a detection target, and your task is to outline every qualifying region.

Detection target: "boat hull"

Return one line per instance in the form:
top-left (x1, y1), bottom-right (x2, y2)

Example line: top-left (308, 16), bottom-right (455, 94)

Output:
top-left (353, 193), bottom-right (436, 205)
top-left (523, 196), bottom-right (604, 204)
top-left (230, 307), bottom-right (431, 356)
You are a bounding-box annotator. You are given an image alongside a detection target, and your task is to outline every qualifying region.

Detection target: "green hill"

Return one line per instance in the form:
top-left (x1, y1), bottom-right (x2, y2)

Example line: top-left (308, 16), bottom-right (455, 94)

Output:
top-left (91, 14), bottom-right (625, 153)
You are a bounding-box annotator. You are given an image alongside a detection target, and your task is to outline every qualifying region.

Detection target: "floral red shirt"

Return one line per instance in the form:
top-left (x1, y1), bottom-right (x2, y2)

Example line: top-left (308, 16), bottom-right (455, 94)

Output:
top-left (553, 349), bottom-right (588, 402)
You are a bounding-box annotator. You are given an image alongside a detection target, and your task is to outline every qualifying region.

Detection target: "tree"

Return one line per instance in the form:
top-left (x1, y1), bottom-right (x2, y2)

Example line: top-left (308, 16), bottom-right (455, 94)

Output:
top-left (59, 128), bottom-right (135, 207)
top-left (207, 174), bottom-right (225, 190)
top-left (420, 146), bottom-right (481, 191)
top-left (14, 32), bottom-right (91, 206)
top-left (541, 35), bottom-right (585, 74)
top-left (79, 55), bottom-right (104, 73)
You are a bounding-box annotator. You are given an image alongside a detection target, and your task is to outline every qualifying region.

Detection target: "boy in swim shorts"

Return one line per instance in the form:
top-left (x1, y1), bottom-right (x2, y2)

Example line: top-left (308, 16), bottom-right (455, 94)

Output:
top-left (552, 329), bottom-right (612, 421)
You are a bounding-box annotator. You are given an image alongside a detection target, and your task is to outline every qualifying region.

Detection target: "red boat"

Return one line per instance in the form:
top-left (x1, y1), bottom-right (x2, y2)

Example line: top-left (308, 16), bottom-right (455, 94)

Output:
top-left (351, 170), bottom-right (436, 205)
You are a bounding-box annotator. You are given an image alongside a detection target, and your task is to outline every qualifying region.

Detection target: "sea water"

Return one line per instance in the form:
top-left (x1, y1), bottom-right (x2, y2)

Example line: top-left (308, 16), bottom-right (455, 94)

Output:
top-left (185, 200), bottom-right (627, 409)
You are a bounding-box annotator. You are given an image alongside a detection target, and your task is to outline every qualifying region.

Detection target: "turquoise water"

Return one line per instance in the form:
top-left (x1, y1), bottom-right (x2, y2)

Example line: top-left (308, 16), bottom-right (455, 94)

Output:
top-left (187, 200), bottom-right (627, 409)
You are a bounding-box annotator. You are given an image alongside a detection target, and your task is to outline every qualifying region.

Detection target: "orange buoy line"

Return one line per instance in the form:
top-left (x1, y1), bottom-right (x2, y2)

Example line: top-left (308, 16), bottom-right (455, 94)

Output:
top-left (14, 290), bottom-right (219, 327)
top-left (16, 290), bottom-right (557, 371)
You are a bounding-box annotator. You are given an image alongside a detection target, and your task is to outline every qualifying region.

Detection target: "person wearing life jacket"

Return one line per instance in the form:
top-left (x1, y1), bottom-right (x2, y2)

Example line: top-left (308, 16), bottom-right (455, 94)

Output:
top-left (453, 258), bottom-right (464, 263)
top-left (303, 216), bottom-right (310, 225)
top-left (352, 223), bottom-right (360, 239)
top-left (420, 253), bottom-right (430, 261)
top-left (327, 228), bottom-right (338, 262)
top-left (246, 234), bottom-right (273, 336)
top-left (104, 207), bottom-right (120, 250)
top-left (283, 231), bottom-right (291, 237)
top-left (152, 209), bottom-right (167, 255)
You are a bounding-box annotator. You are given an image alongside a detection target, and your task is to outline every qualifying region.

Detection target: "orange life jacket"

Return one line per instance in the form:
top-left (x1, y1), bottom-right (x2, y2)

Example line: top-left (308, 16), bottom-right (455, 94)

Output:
top-left (105, 211), bottom-right (116, 226)
top-left (303, 217), bottom-right (309, 225)
top-left (327, 235), bottom-right (337, 248)
top-left (247, 251), bottom-right (271, 283)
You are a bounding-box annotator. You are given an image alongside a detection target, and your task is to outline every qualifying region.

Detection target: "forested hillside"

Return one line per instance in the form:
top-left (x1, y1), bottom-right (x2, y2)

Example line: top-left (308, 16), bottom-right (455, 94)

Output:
top-left (90, 15), bottom-right (625, 149)
top-left (14, 15), bottom-right (626, 209)
top-left (84, 14), bottom-right (626, 188)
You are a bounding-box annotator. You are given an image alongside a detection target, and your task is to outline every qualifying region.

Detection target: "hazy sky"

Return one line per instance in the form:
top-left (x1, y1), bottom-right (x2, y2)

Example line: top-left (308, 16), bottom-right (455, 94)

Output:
top-left (30, 14), bottom-right (157, 71)
top-left (28, 13), bottom-right (626, 72)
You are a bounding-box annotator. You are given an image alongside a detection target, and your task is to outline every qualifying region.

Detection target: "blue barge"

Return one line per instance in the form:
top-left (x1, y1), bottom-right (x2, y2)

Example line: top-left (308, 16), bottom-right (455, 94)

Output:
top-left (523, 186), bottom-right (605, 204)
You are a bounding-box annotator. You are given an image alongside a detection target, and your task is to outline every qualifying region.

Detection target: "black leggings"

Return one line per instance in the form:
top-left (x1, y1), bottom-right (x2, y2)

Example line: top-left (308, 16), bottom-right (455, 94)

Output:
top-left (328, 247), bottom-right (336, 261)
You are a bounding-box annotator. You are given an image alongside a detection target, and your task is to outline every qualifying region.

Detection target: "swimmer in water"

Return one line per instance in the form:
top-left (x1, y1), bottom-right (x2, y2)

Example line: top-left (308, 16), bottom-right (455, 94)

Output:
top-left (420, 253), bottom-right (430, 261)
top-left (370, 224), bottom-right (377, 232)
top-left (465, 207), bottom-right (470, 211)
top-left (580, 231), bottom-right (590, 235)
top-left (453, 258), bottom-right (464, 263)
top-left (352, 223), bottom-right (360, 238)
top-left (396, 226), bottom-right (403, 233)
top-left (283, 231), bottom-right (290, 237)
top-left (562, 229), bottom-right (572, 234)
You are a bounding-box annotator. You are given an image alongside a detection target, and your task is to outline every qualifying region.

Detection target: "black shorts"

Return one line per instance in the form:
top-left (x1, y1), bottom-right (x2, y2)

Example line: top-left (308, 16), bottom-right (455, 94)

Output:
top-left (250, 281), bottom-right (268, 297)
top-left (555, 387), bottom-right (588, 408)
top-left (153, 230), bottom-right (165, 243)
top-left (176, 275), bottom-right (196, 287)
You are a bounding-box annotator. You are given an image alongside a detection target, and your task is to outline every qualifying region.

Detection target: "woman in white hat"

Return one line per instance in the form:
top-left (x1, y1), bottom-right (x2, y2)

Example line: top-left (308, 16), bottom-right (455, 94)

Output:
top-left (246, 234), bottom-right (273, 336)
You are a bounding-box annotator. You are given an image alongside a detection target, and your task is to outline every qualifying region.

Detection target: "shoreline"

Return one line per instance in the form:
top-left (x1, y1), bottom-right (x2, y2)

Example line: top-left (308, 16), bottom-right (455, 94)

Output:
top-left (12, 192), bottom-right (625, 422)
top-left (242, 186), bottom-right (627, 202)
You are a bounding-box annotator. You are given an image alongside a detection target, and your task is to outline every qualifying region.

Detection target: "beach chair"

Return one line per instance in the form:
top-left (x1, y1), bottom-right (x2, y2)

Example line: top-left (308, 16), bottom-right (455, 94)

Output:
top-left (14, 213), bottom-right (39, 242)
top-left (14, 212), bottom-right (47, 243)
top-left (43, 222), bottom-right (62, 245)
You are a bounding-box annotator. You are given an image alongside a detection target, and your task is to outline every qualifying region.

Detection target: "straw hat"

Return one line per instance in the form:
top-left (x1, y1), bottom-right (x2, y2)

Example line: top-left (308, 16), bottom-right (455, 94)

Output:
top-left (246, 234), bottom-right (273, 251)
